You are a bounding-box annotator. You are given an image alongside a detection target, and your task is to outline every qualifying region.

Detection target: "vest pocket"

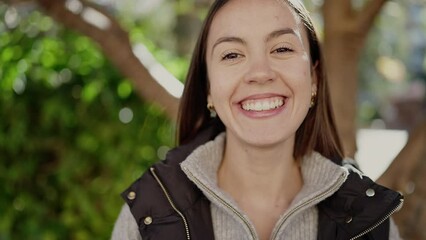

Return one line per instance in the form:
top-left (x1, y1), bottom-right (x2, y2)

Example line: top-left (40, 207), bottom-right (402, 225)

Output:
top-left (139, 213), bottom-right (188, 240)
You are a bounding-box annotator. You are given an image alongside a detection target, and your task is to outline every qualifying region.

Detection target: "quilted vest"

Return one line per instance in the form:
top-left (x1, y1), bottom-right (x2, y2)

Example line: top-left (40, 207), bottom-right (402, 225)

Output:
top-left (123, 123), bottom-right (403, 240)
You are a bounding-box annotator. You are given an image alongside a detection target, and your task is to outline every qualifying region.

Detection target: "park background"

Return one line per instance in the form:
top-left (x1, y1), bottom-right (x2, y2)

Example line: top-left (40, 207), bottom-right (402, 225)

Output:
top-left (0, 0), bottom-right (425, 239)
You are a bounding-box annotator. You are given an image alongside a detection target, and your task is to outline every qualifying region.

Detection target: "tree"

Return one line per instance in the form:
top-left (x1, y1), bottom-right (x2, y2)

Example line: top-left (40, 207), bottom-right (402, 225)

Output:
top-left (322, 0), bottom-right (388, 157)
top-left (377, 120), bottom-right (426, 239)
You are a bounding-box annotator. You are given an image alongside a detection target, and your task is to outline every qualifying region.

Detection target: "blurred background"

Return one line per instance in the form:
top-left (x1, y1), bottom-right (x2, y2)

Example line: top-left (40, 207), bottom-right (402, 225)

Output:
top-left (0, 0), bottom-right (425, 239)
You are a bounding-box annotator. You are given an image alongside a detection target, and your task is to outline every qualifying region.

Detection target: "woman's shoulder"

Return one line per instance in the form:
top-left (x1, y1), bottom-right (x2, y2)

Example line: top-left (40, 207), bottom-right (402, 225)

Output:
top-left (111, 204), bottom-right (141, 240)
top-left (318, 164), bottom-right (404, 239)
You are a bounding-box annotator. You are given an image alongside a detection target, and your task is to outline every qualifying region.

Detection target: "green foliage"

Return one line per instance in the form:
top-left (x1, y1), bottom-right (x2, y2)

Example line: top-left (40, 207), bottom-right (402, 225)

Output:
top-left (0, 4), bottom-right (175, 239)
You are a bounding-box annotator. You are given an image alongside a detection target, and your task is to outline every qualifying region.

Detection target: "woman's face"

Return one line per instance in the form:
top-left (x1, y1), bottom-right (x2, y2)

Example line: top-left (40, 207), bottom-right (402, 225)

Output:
top-left (206, 0), bottom-right (317, 148)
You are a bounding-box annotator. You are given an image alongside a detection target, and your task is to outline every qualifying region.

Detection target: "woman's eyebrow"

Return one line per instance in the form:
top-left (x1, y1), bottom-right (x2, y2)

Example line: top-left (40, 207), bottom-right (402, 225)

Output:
top-left (266, 28), bottom-right (297, 42)
top-left (211, 36), bottom-right (246, 56)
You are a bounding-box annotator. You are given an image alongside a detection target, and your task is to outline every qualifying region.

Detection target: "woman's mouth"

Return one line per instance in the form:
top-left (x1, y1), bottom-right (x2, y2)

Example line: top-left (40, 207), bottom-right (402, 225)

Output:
top-left (240, 96), bottom-right (286, 112)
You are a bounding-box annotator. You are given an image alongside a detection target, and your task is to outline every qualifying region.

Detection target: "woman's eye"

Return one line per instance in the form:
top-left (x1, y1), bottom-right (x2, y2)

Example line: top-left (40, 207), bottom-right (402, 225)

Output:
top-left (273, 47), bottom-right (293, 54)
top-left (221, 52), bottom-right (241, 61)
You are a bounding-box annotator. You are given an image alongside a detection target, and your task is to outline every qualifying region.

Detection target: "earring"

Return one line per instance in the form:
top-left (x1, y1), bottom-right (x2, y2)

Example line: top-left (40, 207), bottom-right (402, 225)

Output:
top-left (207, 103), bottom-right (217, 118)
top-left (310, 92), bottom-right (317, 108)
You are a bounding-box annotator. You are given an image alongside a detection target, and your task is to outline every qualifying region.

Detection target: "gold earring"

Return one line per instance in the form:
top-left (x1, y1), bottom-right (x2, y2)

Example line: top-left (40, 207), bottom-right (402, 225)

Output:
top-left (207, 103), bottom-right (217, 117)
top-left (310, 92), bottom-right (317, 108)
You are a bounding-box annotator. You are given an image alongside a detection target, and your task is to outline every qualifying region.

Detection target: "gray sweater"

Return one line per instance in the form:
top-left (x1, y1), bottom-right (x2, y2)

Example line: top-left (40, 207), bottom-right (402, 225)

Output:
top-left (111, 133), bottom-right (401, 240)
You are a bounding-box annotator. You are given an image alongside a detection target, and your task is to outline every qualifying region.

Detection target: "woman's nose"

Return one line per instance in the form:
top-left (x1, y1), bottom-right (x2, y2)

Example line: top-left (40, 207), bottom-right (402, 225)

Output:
top-left (243, 56), bottom-right (276, 84)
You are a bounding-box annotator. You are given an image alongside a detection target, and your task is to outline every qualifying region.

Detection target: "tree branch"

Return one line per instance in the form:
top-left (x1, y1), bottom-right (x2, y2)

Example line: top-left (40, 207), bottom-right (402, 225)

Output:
top-left (0, 0), bottom-right (32, 4)
top-left (323, 0), bottom-right (352, 12)
top-left (322, 0), bottom-right (354, 23)
top-left (34, 0), bottom-right (180, 120)
top-left (356, 0), bottom-right (388, 33)
top-left (322, 0), bottom-right (361, 38)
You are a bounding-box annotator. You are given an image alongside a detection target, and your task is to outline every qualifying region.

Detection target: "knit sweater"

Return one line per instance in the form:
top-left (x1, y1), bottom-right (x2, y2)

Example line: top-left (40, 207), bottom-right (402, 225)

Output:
top-left (111, 133), bottom-right (401, 240)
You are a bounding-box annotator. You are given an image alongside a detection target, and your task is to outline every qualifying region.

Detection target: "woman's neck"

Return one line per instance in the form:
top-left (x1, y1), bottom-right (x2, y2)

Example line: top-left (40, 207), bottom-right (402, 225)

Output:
top-left (217, 134), bottom-right (303, 203)
top-left (217, 134), bottom-right (304, 240)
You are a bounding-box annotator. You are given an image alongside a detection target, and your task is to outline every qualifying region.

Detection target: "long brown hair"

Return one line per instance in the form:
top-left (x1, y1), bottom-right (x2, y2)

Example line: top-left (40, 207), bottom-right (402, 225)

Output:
top-left (177, 0), bottom-right (344, 163)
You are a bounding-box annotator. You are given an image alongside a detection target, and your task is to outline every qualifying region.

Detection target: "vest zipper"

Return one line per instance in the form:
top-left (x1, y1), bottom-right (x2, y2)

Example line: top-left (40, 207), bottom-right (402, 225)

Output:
top-left (349, 198), bottom-right (404, 240)
top-left (150, 167), bottom-right (191, 240)
top-left (270, 170), bottom-right (348, 240)
top-left (182, 167), bottom-right (258, 240)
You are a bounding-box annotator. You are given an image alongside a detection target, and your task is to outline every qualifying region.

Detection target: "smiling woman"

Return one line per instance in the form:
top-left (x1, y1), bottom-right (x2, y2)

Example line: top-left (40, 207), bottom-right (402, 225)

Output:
top-left (111, 0), bottom-right (404, 239)
top-left (206, 0), bottom-right (315, 151)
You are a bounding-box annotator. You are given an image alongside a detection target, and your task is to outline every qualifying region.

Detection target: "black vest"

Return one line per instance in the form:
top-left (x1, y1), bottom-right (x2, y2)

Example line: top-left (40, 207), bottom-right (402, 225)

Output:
top-left (122, 125), bottom-right (403, 240)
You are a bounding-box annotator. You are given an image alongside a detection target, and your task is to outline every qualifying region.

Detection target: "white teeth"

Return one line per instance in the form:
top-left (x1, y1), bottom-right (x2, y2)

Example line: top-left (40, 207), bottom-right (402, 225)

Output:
top-left (241, 97), bottom-right (284, 111)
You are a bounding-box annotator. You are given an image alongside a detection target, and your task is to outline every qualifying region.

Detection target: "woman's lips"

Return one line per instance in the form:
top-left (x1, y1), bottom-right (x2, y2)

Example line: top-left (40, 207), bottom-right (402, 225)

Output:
top-left (240, 96), bottom-right (286, 112)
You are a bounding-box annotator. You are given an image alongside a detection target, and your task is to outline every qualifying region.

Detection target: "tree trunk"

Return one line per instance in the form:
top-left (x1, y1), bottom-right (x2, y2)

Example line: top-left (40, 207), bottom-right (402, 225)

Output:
top-left (322, 0), bottom-right (387, 157)
top-left (377, 119), bottom-right (426, 239)
top-left (323, 36), bottom-right (361, 157)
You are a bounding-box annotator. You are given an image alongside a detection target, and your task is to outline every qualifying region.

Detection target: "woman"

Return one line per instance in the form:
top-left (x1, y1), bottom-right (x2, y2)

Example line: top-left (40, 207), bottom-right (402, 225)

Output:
top-left (112, 0), bottom-right (403, 239)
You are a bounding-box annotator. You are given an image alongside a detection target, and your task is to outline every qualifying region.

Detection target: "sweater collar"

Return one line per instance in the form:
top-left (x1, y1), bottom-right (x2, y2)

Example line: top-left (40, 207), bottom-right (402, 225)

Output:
top-left (180, 133), bottom-right (347, 210)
